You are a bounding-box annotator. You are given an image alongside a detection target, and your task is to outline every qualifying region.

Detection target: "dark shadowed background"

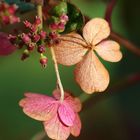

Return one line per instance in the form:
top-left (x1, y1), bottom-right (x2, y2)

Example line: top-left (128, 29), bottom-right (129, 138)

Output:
top-left (0, 0), bottom-right (140, 140)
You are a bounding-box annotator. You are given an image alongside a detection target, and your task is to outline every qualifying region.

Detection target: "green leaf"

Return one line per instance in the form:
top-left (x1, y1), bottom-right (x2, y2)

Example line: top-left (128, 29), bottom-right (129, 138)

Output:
top-left (63, 2), bottom-right (85, 34)
top-left (50, 1), bottom-right (68, 17)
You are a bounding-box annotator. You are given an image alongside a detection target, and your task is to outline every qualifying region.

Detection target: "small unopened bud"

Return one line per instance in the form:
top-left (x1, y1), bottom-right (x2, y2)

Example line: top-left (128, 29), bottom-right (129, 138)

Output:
top-left (28, 43), bottom-right (35, 51)
top-left (49, 32), bottom-right (58, 40)
top-left (58, 22), bottom-right (65, 32)
top-left (38, 45), bottom-right (46, 53)
top-left (30, 25), bottom-right (37, 32)
top-left (49, 23), bottom-right (58, 31)
top-left (21, 33), bottom-right (30, 44)
top-left (40, 31), bottom-right (46, 39)
top-left (21, 49), bottom-right (29, 61)
top-left (35, 16), bottom-right (41, 25)
top-left (24, 20), bottom-right (32, 28)
top-left (33, 34), bottom-right (40, 42)
top-left (60, 14), bottom-right (69, 24)
top-left (40, 55), bottom-right (48, 68)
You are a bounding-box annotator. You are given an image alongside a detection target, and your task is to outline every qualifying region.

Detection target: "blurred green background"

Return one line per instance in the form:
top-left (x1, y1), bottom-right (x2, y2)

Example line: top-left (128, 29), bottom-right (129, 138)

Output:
top-left (0, 0), bottom-right (140, 140)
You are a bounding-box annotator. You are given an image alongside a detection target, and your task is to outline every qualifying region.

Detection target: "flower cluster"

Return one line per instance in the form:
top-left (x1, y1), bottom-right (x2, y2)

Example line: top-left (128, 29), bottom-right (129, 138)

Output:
top-left (0, 2), bottom-right (20, 26)
top-left (9, 16), bottom-right (48, 67)
top-left (19, 89), bottom-right (82, 140)
top-left (48, 13), bottom-right (69, 46)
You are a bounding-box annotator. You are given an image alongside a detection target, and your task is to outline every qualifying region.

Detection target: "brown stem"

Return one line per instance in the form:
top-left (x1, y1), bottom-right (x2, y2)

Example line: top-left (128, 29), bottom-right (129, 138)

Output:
top-left (111, 31), bottom-right (140, 57)
top-left (50, 47), bottom-right (65, 102)
top-left (105, 0), bottom-right (117, 28)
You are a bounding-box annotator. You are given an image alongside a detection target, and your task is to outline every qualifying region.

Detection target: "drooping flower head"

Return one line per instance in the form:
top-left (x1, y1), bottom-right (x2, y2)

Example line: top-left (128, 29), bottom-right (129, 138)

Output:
top-left (53, 18), bottom-right (123, 94)
top-left (19, 89), bottom-right (82, 140)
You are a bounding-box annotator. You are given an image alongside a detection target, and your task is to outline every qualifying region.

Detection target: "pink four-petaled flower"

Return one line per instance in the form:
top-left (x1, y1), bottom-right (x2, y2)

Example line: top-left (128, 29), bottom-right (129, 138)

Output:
top-left (19, 89), bottom-right (82, 140)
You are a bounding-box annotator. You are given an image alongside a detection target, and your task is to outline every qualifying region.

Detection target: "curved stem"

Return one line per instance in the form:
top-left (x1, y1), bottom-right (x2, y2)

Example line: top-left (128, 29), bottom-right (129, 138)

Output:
top-left (111, 31), bottom-right (140, 57)
top-left (50, 47), bottom-right (65, 102)
top-left (105, 0), bottom-right (117, 28)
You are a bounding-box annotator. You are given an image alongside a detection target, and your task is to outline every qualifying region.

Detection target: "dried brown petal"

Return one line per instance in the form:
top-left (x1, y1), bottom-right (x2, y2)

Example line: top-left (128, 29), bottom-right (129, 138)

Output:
top-left (83, 18), bottom-right (110, 46)
top-left (95, 40), bottom-right (123, 62)
top-left (75, 50), bottom-right (109, 94)
top-left (54, 33), bottom-right (88, 66)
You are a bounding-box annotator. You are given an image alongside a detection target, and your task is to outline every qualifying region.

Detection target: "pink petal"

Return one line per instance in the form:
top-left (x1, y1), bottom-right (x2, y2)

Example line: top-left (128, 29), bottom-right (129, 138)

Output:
top-left (0, 32), bottom-right (16, 56)
top-left (24, 92), bottom-right (48, 98)
top-left (53, 89), bottom-right (82, 112)
top-left (19, 93), bottom-right (58, 121)
top-left (70, 113), bottom-right (81, 137)
top-left (54, 32), bottom-right (88, 66)
top-left (65, 96), bottom-right (82, 113)
top-left (95, 40), bottom-right (123, 62)
top-left (58, 101), bottom-right (75, 126)
top-left (44, 115), bottom-right (70, 140)
top-left (83, 18), bottom-right (110, 45)
top-left (53, 89), bottom-right (70, 100)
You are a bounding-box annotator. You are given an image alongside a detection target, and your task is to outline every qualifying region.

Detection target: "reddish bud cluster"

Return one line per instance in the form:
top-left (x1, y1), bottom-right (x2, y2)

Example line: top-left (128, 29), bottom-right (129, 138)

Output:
top-left (48, 14), bottom-right (69, 46)
top-left (9, 16), bottom-right (48, 67)
top-left (0, 2), bottom-right (20, 25)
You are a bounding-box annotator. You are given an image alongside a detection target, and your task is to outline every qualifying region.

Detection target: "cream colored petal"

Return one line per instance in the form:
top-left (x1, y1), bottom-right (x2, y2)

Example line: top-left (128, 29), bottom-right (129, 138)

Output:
top-left (75, 51), bottom-right (109, 94)
top-left (95, 40), bottom-right (123, 62)
top-left (83, 18), bottom-right (110, 45)
top-left (54, 33), bottom-right (88, 66)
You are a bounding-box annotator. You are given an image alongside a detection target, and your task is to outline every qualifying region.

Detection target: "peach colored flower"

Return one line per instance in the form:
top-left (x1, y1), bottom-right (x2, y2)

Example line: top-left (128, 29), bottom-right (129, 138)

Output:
top-left (19, 89), bottom-right (81, 140)
top-left (53, 18), bottom-right (122, 94)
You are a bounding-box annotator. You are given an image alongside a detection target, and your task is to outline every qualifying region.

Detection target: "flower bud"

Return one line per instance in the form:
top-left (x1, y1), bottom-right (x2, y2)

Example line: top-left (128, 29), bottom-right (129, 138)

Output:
top-left (40, 56), bottom-right (48, 68)
top-left (28, 43), bottom-right (35, 51)
top-left (49, 32), bottom-right (58, 40)
top-left (24, 20), bottom-right (32, 28)
top-left (21, 33), bottom-right (31, 44)
top-left (21, 49), bottom-right (29, 61)
top-left (38, 45), bottom-right (46, 53)
top-left (60, 14), bottom-right (69, 24)
top-left (40, 31), bottom-right (46, 39)
top-left (35, 16), bottom-right (41, 25)
top-left (33, 34), bottom-right (40, 42)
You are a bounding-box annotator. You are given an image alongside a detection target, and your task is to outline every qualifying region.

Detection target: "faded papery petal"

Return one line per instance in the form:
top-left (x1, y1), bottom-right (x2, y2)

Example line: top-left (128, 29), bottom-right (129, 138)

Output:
top-left (0, 32), bottom-right (16, 55)
top-left (44, 115), bottom-right (70, 140)
top-left (95, 40), bottom-right (123, 62)
top-left (58, 101), bottom-right (75, 126)
top-left (53, 89), bottom-right (70, 100)
top-left (66, 96), bottom-right (82, 113)
top-left (54, 33), bottom-right (88, 66)
top-left (83, 18), bottom-right (110, 46)
top-left (70, 113), bottom-right (81, 137)
top-left (19, 93), bottom-right (58, 121)
top-left (24, 92), bottom-right (48, 98)
top-left (75, 51), bottom-right (109, 94)
top-left (53, 89), bottom-right (82, 112)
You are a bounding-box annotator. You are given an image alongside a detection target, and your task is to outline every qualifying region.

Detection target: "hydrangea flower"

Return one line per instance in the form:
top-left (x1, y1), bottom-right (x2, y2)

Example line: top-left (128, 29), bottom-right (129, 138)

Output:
top-left (0, 32), bottom-right (16, 56)
top-left (53, 18), bottom-right (123, 94)
top-left (19, 89), bottom-right (82, 140)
